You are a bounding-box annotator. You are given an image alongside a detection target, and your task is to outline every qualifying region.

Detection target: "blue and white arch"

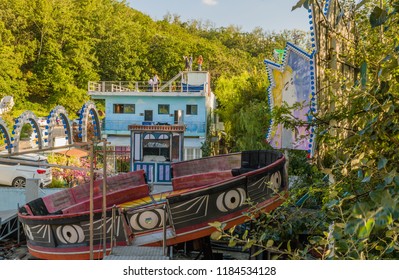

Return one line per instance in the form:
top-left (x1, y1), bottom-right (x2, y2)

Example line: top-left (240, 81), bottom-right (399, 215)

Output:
top-left (0, 118), bottom-right (12, 153)
top-left (77, 101), bottom-right (101, 143)
top-left (12, 111), bottom-right (44, 153)
top-left (46, 106), bottom-right (73, 147)
top-left (264, 42), bottom-right (316, 157)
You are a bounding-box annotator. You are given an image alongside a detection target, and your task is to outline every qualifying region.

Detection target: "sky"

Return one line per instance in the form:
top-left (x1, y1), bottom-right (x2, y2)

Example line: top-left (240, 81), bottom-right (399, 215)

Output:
top-left (127, 0), bottom-right (310, 32)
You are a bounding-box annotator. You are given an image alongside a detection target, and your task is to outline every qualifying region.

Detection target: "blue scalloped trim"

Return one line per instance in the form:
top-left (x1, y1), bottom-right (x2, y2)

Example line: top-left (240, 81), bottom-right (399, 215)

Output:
top-left (305, 2), bottom-right (320, 158)
top-left (324, 0), bottom-right (331, 16)
top-left (308, 5), bottom-right (317, 52)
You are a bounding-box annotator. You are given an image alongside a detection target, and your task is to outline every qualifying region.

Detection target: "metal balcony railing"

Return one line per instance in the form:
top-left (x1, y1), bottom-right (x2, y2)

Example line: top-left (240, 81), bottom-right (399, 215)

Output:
top-left (88, 72), bottom-right (208, 94)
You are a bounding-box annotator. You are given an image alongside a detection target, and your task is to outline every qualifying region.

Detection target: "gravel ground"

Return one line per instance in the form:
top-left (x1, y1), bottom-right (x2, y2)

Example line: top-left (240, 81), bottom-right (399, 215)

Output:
top-left (0, 239), bottom-right (36, 260)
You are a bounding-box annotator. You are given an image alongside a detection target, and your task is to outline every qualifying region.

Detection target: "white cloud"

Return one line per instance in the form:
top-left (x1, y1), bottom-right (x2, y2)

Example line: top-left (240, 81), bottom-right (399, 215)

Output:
top-left (202, 0), bottom-right (218, 6)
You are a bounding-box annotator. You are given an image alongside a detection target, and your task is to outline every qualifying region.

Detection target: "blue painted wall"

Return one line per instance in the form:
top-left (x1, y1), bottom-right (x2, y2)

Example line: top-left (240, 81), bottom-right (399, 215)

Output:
top-left (103, 95), bottom-right (207, 136)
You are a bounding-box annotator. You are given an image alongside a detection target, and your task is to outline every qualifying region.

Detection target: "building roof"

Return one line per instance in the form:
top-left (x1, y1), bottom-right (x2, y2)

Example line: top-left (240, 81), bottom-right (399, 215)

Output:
top-left (128, 124), bottom-right (186, 133)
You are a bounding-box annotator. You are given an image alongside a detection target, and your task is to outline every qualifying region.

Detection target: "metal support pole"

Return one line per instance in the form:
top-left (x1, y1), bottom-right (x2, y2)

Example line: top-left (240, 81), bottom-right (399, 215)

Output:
top-left (102, 140), bottom-right (107, 259)
top-left (89, 141), bottom-right (94, 260)
top-left (283, 149), bottom-right (290, 190)
top-left (17, 203), bottom-right (20, 244)
top-left (163, 204), bottom-right (167, 256)
top-left (111, 205), bottom-right (116, 251)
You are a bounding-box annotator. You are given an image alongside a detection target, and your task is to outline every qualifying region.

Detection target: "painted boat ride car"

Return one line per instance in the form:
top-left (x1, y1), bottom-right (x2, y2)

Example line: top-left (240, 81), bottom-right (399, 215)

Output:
top-left (18, 150), bottom-right (287, 260)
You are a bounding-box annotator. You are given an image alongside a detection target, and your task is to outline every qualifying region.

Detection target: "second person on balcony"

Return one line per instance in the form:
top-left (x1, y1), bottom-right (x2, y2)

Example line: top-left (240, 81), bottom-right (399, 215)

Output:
top-left (197, 55), bottom-right (203, 71)
top-left (184, 55), bottom-right (189, 71)
top-left (153, 74), bottom-right (159, 91)
top-left (148, 77), bottom-right (154, 91)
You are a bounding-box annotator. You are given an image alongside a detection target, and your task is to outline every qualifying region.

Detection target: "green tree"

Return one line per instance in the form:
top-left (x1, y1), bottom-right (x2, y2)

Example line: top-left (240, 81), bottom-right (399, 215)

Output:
top-left (215, 70), bottom-right (271, 151)
top-left (313, 0), bottom-right (399, 259)
top-left (0, 22), bottom-right (27, 99)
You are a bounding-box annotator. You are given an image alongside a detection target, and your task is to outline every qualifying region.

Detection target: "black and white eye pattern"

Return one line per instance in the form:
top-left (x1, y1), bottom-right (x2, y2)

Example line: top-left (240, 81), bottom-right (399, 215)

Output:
top-left (216, 188), bottom-right (246, 213)
top-left (129, 209), bottom-right (167, 232)
top-left (56, 225), bottom-right (85, 244)
top-left (269, 171), bottom-right (282, 191)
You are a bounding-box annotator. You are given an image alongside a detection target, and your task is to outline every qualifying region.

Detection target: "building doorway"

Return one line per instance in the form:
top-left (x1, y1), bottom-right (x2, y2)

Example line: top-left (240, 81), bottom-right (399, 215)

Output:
top-left (144, 110), bottom-right (153, 122)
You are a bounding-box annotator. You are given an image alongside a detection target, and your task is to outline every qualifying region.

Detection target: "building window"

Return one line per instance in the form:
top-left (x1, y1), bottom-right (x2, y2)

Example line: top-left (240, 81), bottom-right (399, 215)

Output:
top-left (113, 104), bottom-right (135, 114)
top-left (186, 105), bottom-right (198, 115)
top-left (184, 148), bottom-right (202, 160)
top-left (158, 104), bottom-right (170, 115)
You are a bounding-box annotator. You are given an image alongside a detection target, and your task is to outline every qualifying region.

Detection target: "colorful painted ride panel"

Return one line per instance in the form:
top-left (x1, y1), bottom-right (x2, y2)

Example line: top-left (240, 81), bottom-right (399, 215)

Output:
top-left (265, 42), bottom-right (316, 156)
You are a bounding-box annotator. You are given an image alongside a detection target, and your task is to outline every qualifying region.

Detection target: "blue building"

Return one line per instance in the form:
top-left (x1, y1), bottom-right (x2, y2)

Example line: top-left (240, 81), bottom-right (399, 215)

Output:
top-left (88, 71), bottom-right (216, 183)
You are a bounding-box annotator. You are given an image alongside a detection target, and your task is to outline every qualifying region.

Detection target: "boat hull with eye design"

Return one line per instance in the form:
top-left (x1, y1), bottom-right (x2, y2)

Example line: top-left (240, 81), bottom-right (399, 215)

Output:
top-left (18, 150), bottom-right (287, 259)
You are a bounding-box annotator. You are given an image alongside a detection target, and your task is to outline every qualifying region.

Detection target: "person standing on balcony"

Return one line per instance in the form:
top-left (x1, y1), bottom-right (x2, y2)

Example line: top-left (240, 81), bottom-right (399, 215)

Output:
top-left (197, 55), bottom-right (203, 71)
top-left (184, 55), bottom-right (189, 71)
top-left (153, 74), bottom-right (159, 91)
top-left (189, 56), bottom-right (193, 71)
top-left (148, 78), bottom-right (154, 91)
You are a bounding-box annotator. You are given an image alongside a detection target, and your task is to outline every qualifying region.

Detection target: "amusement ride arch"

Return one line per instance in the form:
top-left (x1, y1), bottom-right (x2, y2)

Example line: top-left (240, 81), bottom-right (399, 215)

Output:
top-left (78, 101), bottom-right (101, 143)
top-left (0, 118), bottom-right (12, 153)
top-left (12, 111), bottom-right (43, 153)
top-left (47, 105), bottom-right (73, 147)
top-left (0, 102), bottom-right (100, 153)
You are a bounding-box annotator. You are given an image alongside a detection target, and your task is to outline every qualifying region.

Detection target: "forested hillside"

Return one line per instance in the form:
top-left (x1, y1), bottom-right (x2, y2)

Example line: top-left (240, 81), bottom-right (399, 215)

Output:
top-left (0, 0), bottom-right (307, 125)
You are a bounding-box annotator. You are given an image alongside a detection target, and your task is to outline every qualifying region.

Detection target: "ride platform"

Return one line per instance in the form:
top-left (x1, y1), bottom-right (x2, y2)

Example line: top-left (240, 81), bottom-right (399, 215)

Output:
top-left (103, 245), bottom-right (169, 260)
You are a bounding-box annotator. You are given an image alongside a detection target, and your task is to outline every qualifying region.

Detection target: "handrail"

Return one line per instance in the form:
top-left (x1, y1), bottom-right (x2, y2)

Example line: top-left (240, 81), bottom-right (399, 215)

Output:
top-left (122, 202), bottom-right (169, 256)
top-left (110, 205), bottom-right (116, 251)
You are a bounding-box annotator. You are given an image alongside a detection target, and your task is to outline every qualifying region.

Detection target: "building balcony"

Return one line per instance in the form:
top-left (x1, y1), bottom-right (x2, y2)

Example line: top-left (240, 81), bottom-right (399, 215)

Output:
top-left (88, 71), bottom-right (210, 98)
